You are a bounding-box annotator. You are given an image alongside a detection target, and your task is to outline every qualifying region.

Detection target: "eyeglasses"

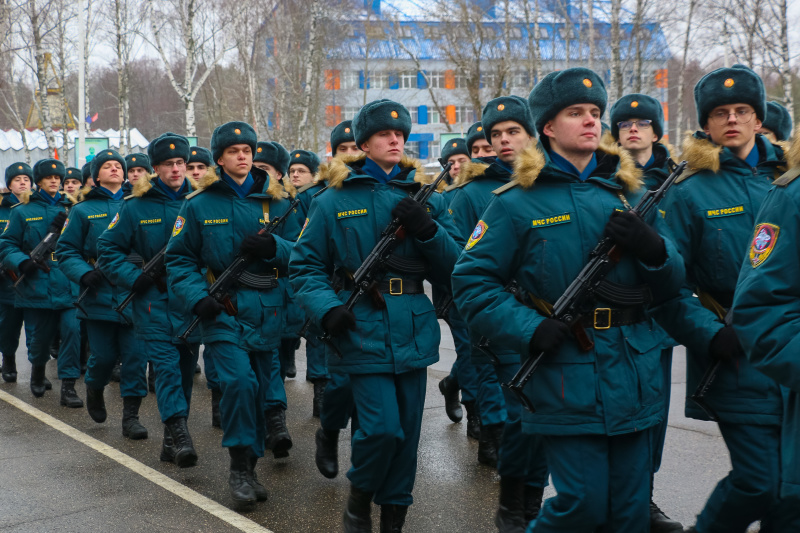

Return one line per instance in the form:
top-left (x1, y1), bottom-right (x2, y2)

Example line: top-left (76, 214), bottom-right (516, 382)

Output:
top-left (708, 108), bottom-right (755, 126)
top-left (617, 120), bottom-right (652, 131)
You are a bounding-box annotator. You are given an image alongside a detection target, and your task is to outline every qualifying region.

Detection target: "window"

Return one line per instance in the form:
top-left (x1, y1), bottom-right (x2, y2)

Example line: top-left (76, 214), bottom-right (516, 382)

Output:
top-left (400, 71), bottom-right (417, 89)
top-left (430, 141), bottom-right (441, 160)
top-left (342, 71), bottom-right (360, 90)
top-left (343, 106), bottom-right (361, 120)
top-left (394, 25), bottom-right (414, 38)
top-left (534, 27), bottom-right (549, 39)
top-left (424, 25), bottom-right (441, 39)
top-left (511, 71), bottom-right (529, 88)
top-left (559, 26), bottom-right (576, 39)
top-left (405, 141), bottom-right (420, 158)
top-left (365, 23), bottom-right (385, 40)
top-left (507, 27), bottom-right (522, 39)
top-left (429, 108), bottom-right (440, 124)
top-left (482, 73), bottom-right (497, 89)
top-left (454, 106), bottom-right (476, 124)
top-left (325, 69), bottom-right (340, 90)
top-left (455, 73), bottom-right (468, 89)
top-left (411, 107), bottom-right (418, 123)
top-left (370, 71), bottom-right (389, 89)
top-left (427, 71), bottom-right (445, 89)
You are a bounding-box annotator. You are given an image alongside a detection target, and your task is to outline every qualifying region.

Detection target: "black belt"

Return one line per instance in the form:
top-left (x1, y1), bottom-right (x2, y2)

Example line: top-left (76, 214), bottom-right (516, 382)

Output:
top-left (578, 306), bottom-right (647, 330)
top-left (342, 277), bottom-right (425, 295)
top-left (706, 290), bottom-right (733, 309)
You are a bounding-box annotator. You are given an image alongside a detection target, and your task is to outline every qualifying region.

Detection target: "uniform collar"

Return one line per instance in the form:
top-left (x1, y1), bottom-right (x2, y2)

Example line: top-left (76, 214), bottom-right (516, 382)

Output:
top-left (37, 189), bottom-right (61, 205)
top-left (549, 150), bottom-right (598, 181)
top-left (97, 185), bottom-right (125, 200)
top-left (221, 171), bottom-right (254, 198)
top-left (362, 157), bottom-right (402, 183)
top-left (155, 177), bottom-right (187, 200)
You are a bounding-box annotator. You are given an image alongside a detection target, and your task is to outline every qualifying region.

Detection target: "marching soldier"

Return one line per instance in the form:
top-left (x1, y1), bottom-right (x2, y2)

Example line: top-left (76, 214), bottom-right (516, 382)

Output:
top-left (57, 149), bottom-right (149, 438)
top-left (97, 133), bottom-right (200, 468)
top-left (466, 121), bottom-right (496, 158)
top-left (759, 101), bottom-right (793, 143)
top-left (652, 65), bottom-right (800, 532)
top-left (186, 146), bottom-right (213, 181)
top-left (0, 163), bottom-right (33, 383)
top-left (166, 121), bottom-right (300, 509)
top-left (290, 99), bottom-right (460, 532)
top-left (608, 93), bottom-right (683, 532)
top-left (0, 159), bottom-right (82, 406)
top-left (452, 68), bottom-right (685, 531)
top-left (125, 153), bottom-right (153, 188)
top-left (62, 167), bottom-right (84, 199)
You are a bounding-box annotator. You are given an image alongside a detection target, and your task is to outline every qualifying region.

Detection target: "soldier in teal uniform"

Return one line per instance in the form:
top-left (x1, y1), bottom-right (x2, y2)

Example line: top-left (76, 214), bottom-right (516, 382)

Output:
top-left (166, 122), bottom-right (300, 509)
top-left (652, 65), bottom-right (799, 533)
top-left (608, 93), bottom-right (683, 533)
top-left (759, 100), bottom-right (793, 143)
top-left (466, 121), bottom-right (496, 159)
top-left (289, 99), bottom-right (460, 532)
top-left (97, 133), bottom-right (200, 468)
top-left (452, 68), bottom-right (686, 531)
top-left (62, 167), bottom-right (83, 199)
top-left (0, 159), bottom-right (82, 407)
top-left (57, 149), bottom-right (149, 438)
top-left (124, 153), bottom-right (153, 189)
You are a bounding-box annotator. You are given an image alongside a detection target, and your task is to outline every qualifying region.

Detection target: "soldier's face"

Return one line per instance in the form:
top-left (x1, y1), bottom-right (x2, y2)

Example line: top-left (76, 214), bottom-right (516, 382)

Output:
top-left (63, 178), bottom-right (81, 195)
top-left (40, 175), bottom-right (61, 196)
top-left (544, 104), bottom-right (602, 155)
top-left (758, 127), bottom-right (777, 143)
top-left (186, 162), bottom-right (208, 181)
top-left (8, 175), bottom-right (30, 196)
top-left (289, 164), bottom-right (314, 188)
top-left (490, 121), bottom-right (533, 164)
top-left (704, 103), bottom-right (761, 151)
top-left (617, 117), bottom-right (658, 152)
top-left (253, 161), bottom-right (280, 181)
top-left (128, 167), bottom-right (148, 185)
top-left (447, 154), bottom-right (470, 179)
top-left (471, 139), bottom-right (495, 158)
top-left (155, 158), bottom-right (186, 191)
top-left (218, 144), bottom-right (253, 180)
top-left (97, 160), bottom-right (124, 187)
top-left (335, 142), bottom-right (360, 156)
top-left (361, 130), bottom-right (404, 170)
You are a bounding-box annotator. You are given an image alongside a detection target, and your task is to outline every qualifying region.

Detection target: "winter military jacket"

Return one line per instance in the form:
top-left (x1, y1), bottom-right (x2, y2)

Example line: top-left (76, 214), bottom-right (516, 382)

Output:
top-left (0, 191), bottom-right (77, 310)
top-left (96, 177), bottom-right (197, 342)
top-left (452, 140), bottom-right (686, 436)
top-left (733, 135), bottom-right (800, 499)
top-left (165, 167), bottom-right (300, 352)
top-left (0, 194), bottom-right (21, 306)
top-left (652, 131), bottom-right (786, 425)
top-left (276, 181), bottom-right (304, 339)
top-left (57, 186), bottom-right (130, 323)
top-left (296, 179), bottom-right (327, 220)
top-left (288, 153), bottom-right (461, 375)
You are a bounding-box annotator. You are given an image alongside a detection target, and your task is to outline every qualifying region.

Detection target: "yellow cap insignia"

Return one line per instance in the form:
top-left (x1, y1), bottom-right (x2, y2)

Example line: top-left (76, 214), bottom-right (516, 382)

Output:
top-left (452, 142), bottom-right (457, 147)
top-left (192, 150), bottom-right (197, 155)
top-left (132, 157), bottom-right (136, 161)
top-left (51, 164), bottom-right (56, 168)
top-left (18, 165), bottom-right (22, 169)
top-left (295, 153), bottom-right (301, 158)
top-left (169, 144), bottom-right (175, 150)
top-left (724, 78), bottom-right (735, 88)
top-left (477, 126), bottom-right (482, 132)
top-left (391, 111), bottom-right (399, 119)
top-left (583, 78), bottom-right (593, 88)
top-left (257, 147), bottom-right (262, 153)
top-left (345, 127), bottom-right (351, 133)
top-left (234, 128), bottom-right (241, 134)
top-left (631, 101), bottom-right (639, 108)
top-left (107, 151), bottom-right (112, 155)
top-left (498, 104), bottom-right (505, 111)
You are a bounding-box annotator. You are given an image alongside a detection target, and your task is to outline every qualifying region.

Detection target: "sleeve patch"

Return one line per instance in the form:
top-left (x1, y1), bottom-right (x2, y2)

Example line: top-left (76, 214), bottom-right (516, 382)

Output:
top-left (749, 223), bottom-right (779, 268)
top-left (298, 217), bottom-right (309, 239)
top-left (465, 220), bottom-right (488, 250)
top-left (172, 216), bottom-right (186, 237)
top-left (107, 212), bottom-right (120, 230)
top-left (60, 217), bottom-right (69, 234)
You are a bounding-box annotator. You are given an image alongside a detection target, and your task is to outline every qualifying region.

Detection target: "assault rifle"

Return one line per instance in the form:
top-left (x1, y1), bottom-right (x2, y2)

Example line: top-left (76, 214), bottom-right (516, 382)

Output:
top-left (74, 262), bottom-right (130, 324)
top-left (319, 160), bottom-right (453, 357)
top-left (504, 160), bottom-right (687, 413)
top-left (178, 196), bottom-right (300, 344)
top-left (435, 293), bottom-right (454, 327)
top-left (14, 211), bottom-right (67, 287)
top-left (114, 246), bottom-right (168, 314)
top-left (690, 310), bottom-right (731, 423)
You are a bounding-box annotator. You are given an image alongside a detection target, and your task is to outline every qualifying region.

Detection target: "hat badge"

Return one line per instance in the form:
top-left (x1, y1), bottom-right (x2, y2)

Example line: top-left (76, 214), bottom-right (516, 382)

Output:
top-left (477, 126), bottom-right (482, 132)
top-left (498, 104), bottom-right (505, 111)
top-left (192, 150), bottom-right (197, 155)
top-left (132, 157), bottom-right (136, 161)
top-left (170, 144), bottom-right (175, 150)
top-left (234, 128), bottom-right (241, 134)
top-left (345, 127), bottom-right (351, 133)
top-left (631, 101), bottom-right (639, 108)
top-left (51, 164), bottom-right (56, 168)
top-left (452, 142), bottom-right (457, 147)
top-left (583, 78), bottom-right (593, 88)
top-left (724, 78), bottom-right (735, 88)
top-left (107, 151), bottom-right (112, 155)
top-left (391, 111), bottom-right (399, 119)
top-left (17, 165), bottom-right (22, 169)
top-left (257, 147), bottom-right (262, 153)
top-left (295, 153), bottom-right (301, 158)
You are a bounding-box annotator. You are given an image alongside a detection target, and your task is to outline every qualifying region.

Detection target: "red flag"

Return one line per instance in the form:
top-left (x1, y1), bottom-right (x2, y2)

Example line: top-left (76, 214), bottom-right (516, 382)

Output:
top-left (54, 147), bottom-right (59, 160)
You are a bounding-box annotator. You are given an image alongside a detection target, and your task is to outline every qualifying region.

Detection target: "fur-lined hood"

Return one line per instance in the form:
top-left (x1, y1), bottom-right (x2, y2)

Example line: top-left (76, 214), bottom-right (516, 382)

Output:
top-left (197, 166), bottom-right (286, 199)
top-left (321, 152), bottom-right (438, 190)
top-left (680, 131), bottom-right (787, 173)
top-left (132, 174), bottom-right (199, 198)
top-left (512, 138), bottom-right (643, 191)
top-left (17, 189), bottom-right (76, 206)
top-left (783, 126), bottom-right (800, 168)
top-left (456, 161), bottom-right (491, 187)
top-left (600, 130), bottom-right (677, 162)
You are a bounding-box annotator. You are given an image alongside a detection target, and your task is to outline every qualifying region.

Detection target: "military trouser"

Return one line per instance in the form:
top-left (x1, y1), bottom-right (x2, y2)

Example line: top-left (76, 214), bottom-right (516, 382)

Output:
top-left (348, 369), bottom-right (426, 506)
top-left (23, 308), bottom-right (80, 380)
top-left (205, 341), bottom-right (275, 458)
top-left (321, 369), bottom-right (356, 432)
top-left (305, 336), bottom-right (330, 381)
top-left (83, 320), bottom-right (147, 397)
top-left (476, 362), bottom-right (506, 426)
top-left (203, 350), bottom-right (219, 391)
top-left (142, 339), bottom-right (198, 423)
top-left (650, 347), bottom-right (673, 474)
top-left (496, 362), bottom-right (548, 488)
top-left (278, 337), bottom-right (298, 380)
top-left (446, 306), bottom-right (478, 404)
top-left (528, 431), bottom-right (651, 533)
top-left (0, 302), bottom-right (24, 359)
top-left (264, 347), bottom-right (287, 411)
top-left (695, 422), bottom-right (800, 533)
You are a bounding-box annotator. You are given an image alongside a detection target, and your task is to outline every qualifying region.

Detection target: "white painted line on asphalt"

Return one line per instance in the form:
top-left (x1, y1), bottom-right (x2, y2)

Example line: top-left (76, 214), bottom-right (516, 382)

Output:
top-left (0, 389), bottom-right (273, 533)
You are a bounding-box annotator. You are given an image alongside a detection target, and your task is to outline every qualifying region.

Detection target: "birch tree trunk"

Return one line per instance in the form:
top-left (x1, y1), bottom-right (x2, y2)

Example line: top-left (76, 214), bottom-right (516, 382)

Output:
top-left (588, 0), bottom-right (594, 71)
top-left (777, 0), bottom-right (792, 118)
top-left (609, 0), bottom-right (622, 102)
top-left (28, 1), bottom-right (57, 156)
top-left (675, 0), bottom-right (696, 141)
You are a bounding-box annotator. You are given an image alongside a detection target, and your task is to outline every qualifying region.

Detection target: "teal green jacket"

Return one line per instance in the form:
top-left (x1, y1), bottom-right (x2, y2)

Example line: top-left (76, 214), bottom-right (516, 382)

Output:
top-left (57, 186), bottom-right (129, 323)
top-left (288, 154), bottom-right (461, 375)
top-left (732, 148), bottom-right (800, 499)
top-left (0, 191), bottom-right (77, 309)
top-left (652, 132), bottom-right (786, 425)
top-left (96, 177), bottom-right (196, 342)
top-left (165, 167), bottom-right (300, 351)
top-left (0, 194), bottom-right (21, 305)
top-left (452, 141), bottom-right (686, 436)
top-left (296, 180), bottom-right (327, 220)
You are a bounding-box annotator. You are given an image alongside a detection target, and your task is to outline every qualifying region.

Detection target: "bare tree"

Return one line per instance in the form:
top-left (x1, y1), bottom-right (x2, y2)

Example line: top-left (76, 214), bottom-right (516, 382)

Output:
top-left (609, 0), bottom-right (622, 103)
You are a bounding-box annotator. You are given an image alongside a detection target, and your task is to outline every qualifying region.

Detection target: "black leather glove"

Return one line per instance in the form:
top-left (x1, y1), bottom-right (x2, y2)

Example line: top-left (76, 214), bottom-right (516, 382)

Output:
top-left (80, 269), bottom-right (104, 289)
top-left (709, 326), bottom-right (744, 362)
top-left (19, 259), bottom-right (46, 276)
top-left (131, 274), bottom-right (155, 294)
top-left (48, 212), bottom-right (67, 234)
top-left (604, 211), bottom-right (666, 266)
top-left (193, 296), bottom-right (225, 319)
top-left (391, 197), bottom-right (437, 241)
top-left (529, 318), bottom-right (571, 358)
top-left (322, 305), bottom-right (356, 337)
top-left (240, 232), bottom-right (277, 260)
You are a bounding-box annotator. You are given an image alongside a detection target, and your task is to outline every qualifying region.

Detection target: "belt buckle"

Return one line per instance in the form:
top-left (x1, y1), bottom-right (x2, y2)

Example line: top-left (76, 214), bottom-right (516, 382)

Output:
top-left (273, 268), bottom-right (279, 279)
top-left (593, 308), bottom-right (612, 330)
top-left (389, 278), bottom-right (403, 295)
top-left (51, 252), bottom-right (57, 262)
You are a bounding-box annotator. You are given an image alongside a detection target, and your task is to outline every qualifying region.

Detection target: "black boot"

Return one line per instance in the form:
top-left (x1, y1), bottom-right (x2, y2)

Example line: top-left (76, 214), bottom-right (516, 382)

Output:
top-left (166, 416), bottom-right (197, 468)
top-left (264, 407), bottom-right (292, 458)
top-left (110, 361), bottom-right (121, 382)
top-left (463, 401), bottom-right (481, 440)
top-left (228, 446), bottom-right (256, 510)
top-left (343, 485), bottom-right (373, 533)
top-left (80, 335), bottom-right (89, 375)
top-left (147, 362), bottom-right (156, 393)
top-left (60, 379), bottom-right (83, 408)
top-left (121, 396), bottom-right (148, 440)
top-left (380, 504), bottom-right (409, 533)
top-left (44, 376), bottom-right (52, 390)
top-left (86, 386), bottom-right (107, 423)
top-left (285, 348), bottom-right (296, 379)
top-left (211, 388), bottom-right (222, 428)
top-left (438, 376), bottom-right (463, 422)
top-left (1, 354), bottom-right (17, 382)
top-left (523, 485), bottom-right (544, 523)
top-left (315, 427), bottom-right (339, 479)
top-left (30, 365), bottom-right (47, 397)
top-left (495, 476), bottom-right (526, 533)
top-left (247, 449), bottom-right (268, 502)
top-left (312, 379), bottom-right (328, 418)
top-left (650, 479), bottom-right (683, 532)
top-left (478, 422), bottom-right (503, 468)
top-left (160, 425), bottom-right (176, 463)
